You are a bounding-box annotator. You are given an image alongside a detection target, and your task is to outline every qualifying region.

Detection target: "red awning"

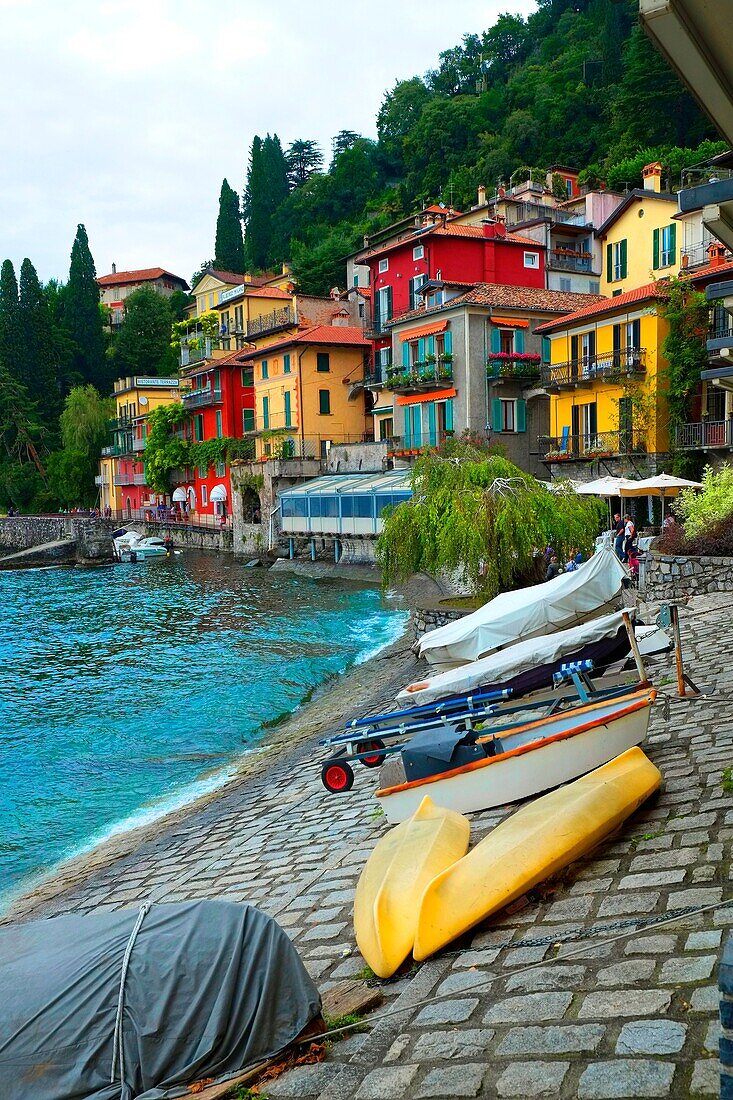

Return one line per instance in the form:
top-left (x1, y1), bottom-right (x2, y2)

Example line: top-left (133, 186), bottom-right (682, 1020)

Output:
top-left (396, 387), bottom-right (457, 406)
top-left (399, 320), bottom-right (448, 342)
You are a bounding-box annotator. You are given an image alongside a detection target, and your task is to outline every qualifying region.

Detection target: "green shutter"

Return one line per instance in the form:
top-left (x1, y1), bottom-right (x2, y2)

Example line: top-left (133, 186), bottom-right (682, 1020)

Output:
top-left (516, 399), bottom-right (527, 433)
top-left (515, 328), bottom-right (525, 353)
top-left (417, 337), bottom-right (426, 363)
top-left (490, 328), bottom-right (501, 353)
top-left (620, 239), bottom-right (628, 280)
top-left (386, 286), bottom-right (393, 320)
top-left (284, 391), bottom-right (291, 427)
top-left (491, 398), bottom-right (503, 432)
top-left (428, 402), bottom-right (437, 445)
top-left (652, 227), bottom-right (660, 271)
top-left (403, 407), bottom-right (411, 447)
top-left (427, 334), bottom-right (435, 356)
top-left (402, 341), bottom-right (410, 369)
top-left (606, 243), bottom-right (613, 280)
top-left (669, 223), bottom-right (676, 266)
top-left (613, 323), bottom-right (621, 351)
top-left (443, 329), bottom-right (452, 355)
top-left (541, 336), bottom-right (551, 363)
top-left (262, 396), bottom-right (269, 429)
top-left (445, 400), bottom-right (454, 431)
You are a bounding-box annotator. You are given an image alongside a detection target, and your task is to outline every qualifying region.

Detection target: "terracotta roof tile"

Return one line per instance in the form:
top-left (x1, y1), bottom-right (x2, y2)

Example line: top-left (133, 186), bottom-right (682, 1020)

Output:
top-left (239, 325), bottom-right (370, 360)
top-left (534, 282), bottom-right (662, 333)
top-left (389, 283), bottom-right (604, 328)
top-left (97, 267), bottom-right (189, 288)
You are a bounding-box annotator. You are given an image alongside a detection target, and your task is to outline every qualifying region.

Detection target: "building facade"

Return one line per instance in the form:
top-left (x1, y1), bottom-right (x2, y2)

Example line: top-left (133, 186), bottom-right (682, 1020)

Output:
top-left (97, 267), bottom-right (189, 327)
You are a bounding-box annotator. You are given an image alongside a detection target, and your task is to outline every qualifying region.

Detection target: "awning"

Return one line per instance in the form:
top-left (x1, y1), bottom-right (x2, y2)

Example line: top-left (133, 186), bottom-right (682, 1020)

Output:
top-left (210, 484), bottom-right (228, 502)
top-left (172, 488), bottom-right (187, 502)
top-left (396, 387), bottom-right (456, 406)
top-left (491, 317), bottom-right (530, 328)
top-left (399, 320), bottom-right (448, 342)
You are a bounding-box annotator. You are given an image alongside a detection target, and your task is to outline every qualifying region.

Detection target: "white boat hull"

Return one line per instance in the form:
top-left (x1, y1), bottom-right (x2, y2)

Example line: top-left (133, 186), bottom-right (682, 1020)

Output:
top-left (376, 690), bottom-right (655, 824)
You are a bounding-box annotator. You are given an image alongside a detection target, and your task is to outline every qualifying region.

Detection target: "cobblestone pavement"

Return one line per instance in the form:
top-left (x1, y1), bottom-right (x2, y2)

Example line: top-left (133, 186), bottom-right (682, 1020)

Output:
top-left (5, 596), bottom-right (732, 1098)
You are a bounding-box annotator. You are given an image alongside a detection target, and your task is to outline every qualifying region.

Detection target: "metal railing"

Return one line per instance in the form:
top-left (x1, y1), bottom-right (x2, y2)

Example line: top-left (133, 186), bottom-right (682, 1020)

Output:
top-left (505, 202), bottom-right (587, 229)
top-left (102, 442), bottom-right (131, 457)
top-left (547, 251), bottom-right (596, 274)
top-left (110, 507), bottom-right (233, 530)
top-left (675, 420), bottom-right (733, 450)
top-left (113, 472), bottom-right (147, 486)
top-left (180, 337), bottom-right (219, 367)
top-left (388, 431), bottom-right (454, 453)
top-left (364, 359), bottom-right (393, 387)
top-left (132, 437), bottom-right (146, 452)
top-left (680, 239), bottom-right (731, 269)
top-left (488, 358), bottom-right (542, 381)
top-left (246, 307), bottom-right (294, 338)
top-left (259, 433), bottom-right (374, 460)
top-left (385, 360), bottom-right (454, 393)
top-left (181, 386), bottom-right (222, 409)
top-left (542, 349), bottom-right (646, 387)
top-left (542, 430), bottom-right (647, 460)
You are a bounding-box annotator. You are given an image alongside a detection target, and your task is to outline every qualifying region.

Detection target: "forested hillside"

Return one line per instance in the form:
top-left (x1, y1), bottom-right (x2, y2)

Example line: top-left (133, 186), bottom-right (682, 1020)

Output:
top-left (231, 0), bottom-right (720, 293)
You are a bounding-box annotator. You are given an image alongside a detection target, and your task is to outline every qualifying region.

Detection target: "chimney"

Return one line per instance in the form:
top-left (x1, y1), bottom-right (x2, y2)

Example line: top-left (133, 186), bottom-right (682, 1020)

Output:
top-left (112, 262), bottom-right (117, 274)
top-left (494, 215), bottom-right (506, 237)
top-left (642, 162), bottom-right (663, 193)
top-left (707, 241), bottom-right (727, 268)
top-left (477, 184), bottom-right (486, 206)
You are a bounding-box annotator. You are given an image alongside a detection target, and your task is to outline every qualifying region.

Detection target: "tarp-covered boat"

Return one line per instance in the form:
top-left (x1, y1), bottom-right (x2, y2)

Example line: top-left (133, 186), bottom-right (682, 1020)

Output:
top-left (417, 549), bottom-right (628, 669)
top-left (0, 900), bottom-right (321, 1100)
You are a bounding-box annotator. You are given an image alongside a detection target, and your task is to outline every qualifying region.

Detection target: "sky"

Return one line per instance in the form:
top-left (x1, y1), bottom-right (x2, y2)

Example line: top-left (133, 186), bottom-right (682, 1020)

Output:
top-left (0, 0), bottom-right (537, 287)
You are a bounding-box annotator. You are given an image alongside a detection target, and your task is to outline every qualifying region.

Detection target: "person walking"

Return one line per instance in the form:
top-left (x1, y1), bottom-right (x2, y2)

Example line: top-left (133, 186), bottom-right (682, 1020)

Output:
top-left (622, 514), bottom-right (636, 563)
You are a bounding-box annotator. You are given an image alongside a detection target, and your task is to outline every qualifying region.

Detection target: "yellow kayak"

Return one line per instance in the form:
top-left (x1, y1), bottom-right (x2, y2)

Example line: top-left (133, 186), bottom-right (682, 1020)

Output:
top-left (354, 795), bottom-right (470, 978)
top-left (413, 747), bottom-right (661, 961)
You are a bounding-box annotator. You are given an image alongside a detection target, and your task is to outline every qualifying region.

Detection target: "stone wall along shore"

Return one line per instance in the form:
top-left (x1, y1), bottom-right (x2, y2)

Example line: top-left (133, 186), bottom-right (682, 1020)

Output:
top-left (413, 605), bottom-right (468, 641)
top-left (644, 550), bottom-right (733, 601)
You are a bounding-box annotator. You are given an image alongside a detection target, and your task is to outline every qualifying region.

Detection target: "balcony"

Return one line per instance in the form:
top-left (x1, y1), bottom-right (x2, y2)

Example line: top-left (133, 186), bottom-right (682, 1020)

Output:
top-left (541, 349), bottom-right (646, 389)
top-left (364, 359), bottom-right (393, 388)
top-left (505, 202), bottom-right (588, 230)
top-left (181, 386), bottom-right (222, 409)
top-left (387, 430), bottom-right (454, 456)
top-left (676, 420), bottom-right (733, 451)
top-left (113, 472), bottom-right (147, 487)
top-left (246, 307), bottom-right (294, 339)
top-left (180, 337), bottom-right (220, 367)
top-left (487, 355), bottom-right (542, 384)
top-left (385, 359), bottom-right (453, 395)
top-left (102, 440), bottom-right (131, 457)
top-left (542, 430), bottom-right (647, 462)
top-left (132, 436), bottom-right (146, 452)
top-left (547, 249), bottom-right (597, 274)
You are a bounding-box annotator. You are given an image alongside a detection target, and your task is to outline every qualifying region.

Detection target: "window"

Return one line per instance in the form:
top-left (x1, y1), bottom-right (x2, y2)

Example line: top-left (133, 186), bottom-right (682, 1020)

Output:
top-left (378, 258), bottom-right (389, 273)
top-left (353, 273), bottom-right (359, 287)
top-left (654, 224), bottom-right (677, 269)
top-left (379, 417), bottom-right (393, 441)
top-left (376, 286), bottom-right (392, 326)
top-left (589, 280), bottom-right (600, 294)
top-left (500, 329), bottom-right (514, 355)
top-left (242, 408), bottom-right (255, 432)
top-left (501, 399), bottom-right (515, 432)
top-left (215, 461), bottom-right (226, 477)
top-left (559, 277), bottom-right (572, 292)
top-left (221, 311), bottom-right (230, 334)
top-left (194, 414), bottom-right (203, 442)
top-left (319, 389), bottom-right (331, 415)
top-left (523, 252), bottom-right (540, 269)
top-left (261, 360), bottom-right (269, 380)
top-left (359, 302), bottom-right (365, 319)
top-left (316, 352), bottom-right (330, 372)
top-left (234, 305), bottom-right (243, 331)
top-left (607, 239), bottom-right (628, 282)
top-left (241, 366), bottom-right (254, 387)
top-left (198, 463), bottom-right (208, 478)
top-left (215, 410), bottom-right (222, 438)
top-left (201, 484), bottom-right (208, 506)
top-left (409, 274), bottom-right (426, 311)
top-left (565, 178), bottom-right (573, 197)
top-left (413, 244), bottom-right (424, 260)
top-left (262, 395), bottom-right (270, 429)
top-left (283, 353), bottom-right (291, 374)
top-left (284, 390), bottom-right (292, 427)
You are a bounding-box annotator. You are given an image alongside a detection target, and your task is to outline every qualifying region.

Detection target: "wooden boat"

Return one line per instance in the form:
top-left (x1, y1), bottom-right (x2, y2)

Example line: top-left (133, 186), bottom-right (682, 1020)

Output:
top-left (413, 747), bottom-right (662, 960)
top-left (354, 795), bottom-right (469, 978)
top-left (375, 686), bottom-right (656, 824)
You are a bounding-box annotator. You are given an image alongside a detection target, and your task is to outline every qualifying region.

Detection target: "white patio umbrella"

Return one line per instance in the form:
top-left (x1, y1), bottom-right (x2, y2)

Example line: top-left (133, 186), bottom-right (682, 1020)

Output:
top-left (574, 475), bottom-right (638, 528)
top-left (619, 473), bottom-right (703, 522)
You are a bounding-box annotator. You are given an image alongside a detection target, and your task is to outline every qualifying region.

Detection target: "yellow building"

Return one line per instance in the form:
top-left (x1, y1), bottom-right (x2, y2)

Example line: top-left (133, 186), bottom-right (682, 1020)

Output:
top-left (599, 165), bottom-right (679, 295)
top-left (98, 376), bottom-right (180, 515)
top-left (238, 324), bottom-right (371, 460)
top-left (190, 266), bottom-right (295, 319)
top-left (535, 285), bottom-right (670, 474)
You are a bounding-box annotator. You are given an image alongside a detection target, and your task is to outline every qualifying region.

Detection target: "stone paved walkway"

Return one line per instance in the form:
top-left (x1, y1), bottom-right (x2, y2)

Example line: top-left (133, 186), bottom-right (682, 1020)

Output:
top-left (5, 596), bottom-right (732, 1099)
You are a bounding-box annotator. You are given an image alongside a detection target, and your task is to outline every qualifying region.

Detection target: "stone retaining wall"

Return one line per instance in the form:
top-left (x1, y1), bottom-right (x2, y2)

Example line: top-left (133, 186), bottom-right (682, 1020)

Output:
top-left (644, 550), bottom-right (733, 600)
top-left (0, 516), bottom-right (116, 562)
top-left (143, 522), bottom-right (232, 554)
top-left (413, 605), bottom-right (469, 641)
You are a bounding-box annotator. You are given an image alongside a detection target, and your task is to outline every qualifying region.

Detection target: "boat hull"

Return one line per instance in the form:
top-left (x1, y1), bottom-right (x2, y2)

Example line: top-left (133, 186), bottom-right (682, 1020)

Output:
top-left (413, 746), bottom-right (662, 960)
top-left (376, 688), bottom-right (655, 824)
top-left (354, 795), bottom-right (470, 978)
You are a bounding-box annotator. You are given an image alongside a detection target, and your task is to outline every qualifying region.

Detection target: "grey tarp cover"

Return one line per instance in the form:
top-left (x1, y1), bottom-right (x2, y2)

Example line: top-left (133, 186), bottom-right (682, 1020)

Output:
top-left (0, 899), bottom-right (322, 1100)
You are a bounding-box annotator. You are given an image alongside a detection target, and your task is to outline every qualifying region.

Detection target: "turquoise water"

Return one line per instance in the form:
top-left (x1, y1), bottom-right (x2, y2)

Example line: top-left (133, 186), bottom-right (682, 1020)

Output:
top-left (0, 555), bottom-right (407, 905)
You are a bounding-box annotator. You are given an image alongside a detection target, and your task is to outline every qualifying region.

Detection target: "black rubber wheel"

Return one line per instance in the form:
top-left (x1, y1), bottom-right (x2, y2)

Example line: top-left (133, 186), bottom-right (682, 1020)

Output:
top-left (356, 738), bottom-right (386, 768)
top-left (321, 760), bottom-right (355, 793)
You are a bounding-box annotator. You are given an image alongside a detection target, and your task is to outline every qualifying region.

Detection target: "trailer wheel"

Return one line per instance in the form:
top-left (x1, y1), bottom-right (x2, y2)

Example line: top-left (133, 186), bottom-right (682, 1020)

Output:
top-left (321, 760), bottom-right (354, 793)
top-left (356, 739), bottom-right (386, 768)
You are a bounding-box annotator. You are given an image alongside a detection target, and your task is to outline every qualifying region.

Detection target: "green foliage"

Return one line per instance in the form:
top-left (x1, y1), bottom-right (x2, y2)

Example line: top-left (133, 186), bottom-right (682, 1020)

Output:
top-left (48, 385), bottom-right (112, 507)
top-left (660, 279), bottom-right (709, 438)
top-left (214, 178), bottom-right (245, 274)
top-left (19, 258), bottom-right (58, 421)
top-left (110, 286), bottom-right (176, 377)
top-left (290, 226), bottom-right (360, 295)
top-left (66, 224), bottom-right (107, 392)
top-left (244, 134), bottom-right (289, 269)
top-left (377, 437), bottom-right (605, 597)
top-left (143, 403), bottom-right (251, 493)
top-left (286, 138), bottom-right (324, 187)
top-left (673, 464), bottom-right (733, 539)
top-left (723, 767), bottom-right (733, 795)
top-left (323, 1012), bottom-right (367, 1037)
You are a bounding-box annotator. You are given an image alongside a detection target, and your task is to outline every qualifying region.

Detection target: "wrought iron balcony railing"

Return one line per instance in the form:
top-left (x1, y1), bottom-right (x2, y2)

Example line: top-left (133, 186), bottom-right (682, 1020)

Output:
top-left (542, 430), bottom-right (647, 461)
top-left (246, 307), bottom-right (294, 338)
top-left (547, 250), bottom-right (597, 274)
top-left (387, 430), bottom-right (454, 454)
top-left (113, 471), bottom-right (147, 486)
top-left (487, 357), bottom-right (542, 382)
top-left (542, 349), bottom-right (646, 388)
top-left (675, 420), bottom-right (733, 451)
top-left (181, 386), bottom-right (222, 409)
top-left (385, 360), bottom-right (453, 394)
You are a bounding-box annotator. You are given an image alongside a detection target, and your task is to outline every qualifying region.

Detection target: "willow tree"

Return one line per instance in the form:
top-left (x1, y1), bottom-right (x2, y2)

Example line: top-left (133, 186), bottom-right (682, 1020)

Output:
top-left (377, 440), bottom-right (605, 599)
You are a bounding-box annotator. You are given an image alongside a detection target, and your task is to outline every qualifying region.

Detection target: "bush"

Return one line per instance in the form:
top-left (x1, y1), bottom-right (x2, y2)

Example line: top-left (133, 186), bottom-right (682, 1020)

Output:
top-left (673, 463), bottom-right (733, 538)
top-left (658, 515), bottom-right (733, 557)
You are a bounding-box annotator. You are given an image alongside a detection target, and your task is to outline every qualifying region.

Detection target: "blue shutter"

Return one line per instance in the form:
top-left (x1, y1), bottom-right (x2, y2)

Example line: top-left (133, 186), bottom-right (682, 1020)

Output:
top-left (403, 407), bottom-right (411, 447)
top-left (417, 337), bottom-right (426, 363)
top-left (428, 402), bottom-right (437, 446)
top-left (491, 398), bottom-right (503, 432)
top-left (427, 335), bottom-right (435, 356)
top-left (411, 406), bottom-right (422, 447)
top-left (445, 400), bottom-right (454, 431)
top-left (490, 328), bottom-right (501, 353)
top-left (402, 341), bottom-right (409, 370)
top-left (443, 330), bottom-right (452, 355)
top-left (284, 391), bottom-right (291, 427)
top-left (516, 399), bottom-right (527, 433)
top-left (515, 328), bottom-right (525, 353)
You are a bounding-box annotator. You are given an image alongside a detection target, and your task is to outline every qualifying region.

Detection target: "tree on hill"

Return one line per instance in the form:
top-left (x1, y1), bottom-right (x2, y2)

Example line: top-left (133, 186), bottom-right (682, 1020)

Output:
top-left (244, 134), bottom-right (290, 269)
top-left (286, 139), bottom-right (324, 187)
top-left (331, 130), bottom-right (361, 167)
top-left (19, 259), bottom-right (58, 420)
top-left (47, 384), bottom-right (111, 507)
top-left (214, 178), bottom-right (245, 273)
top-left (109, 286), bottom-right (176, 377)
top-left (0, 260), bottom-right (23, 388)
top-left (65, 225), bottom-right (106, 391)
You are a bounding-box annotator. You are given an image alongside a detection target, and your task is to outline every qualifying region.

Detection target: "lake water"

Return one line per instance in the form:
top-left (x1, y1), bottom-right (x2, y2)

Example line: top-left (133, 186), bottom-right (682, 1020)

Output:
top-left (0, 555), bottom-right (407, 906)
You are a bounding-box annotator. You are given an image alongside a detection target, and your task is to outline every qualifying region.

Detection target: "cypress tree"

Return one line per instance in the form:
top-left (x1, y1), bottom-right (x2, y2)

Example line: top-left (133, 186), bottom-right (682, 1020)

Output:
top-left (214, 179), bottom-right (245, 273)
top-left (243, 134), bottom-right (290, 270)
top-left (65, 224), bottom-right (106, 391)
top-left (0, 260), bottom-right (23, 386)
top-left (19, 258), bottom-right (58, 418)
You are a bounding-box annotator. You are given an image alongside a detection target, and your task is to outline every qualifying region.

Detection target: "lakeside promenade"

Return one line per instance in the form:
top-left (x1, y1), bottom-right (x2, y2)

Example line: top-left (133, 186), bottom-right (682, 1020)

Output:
top-left (4, 596), bottom-right (732, 1099)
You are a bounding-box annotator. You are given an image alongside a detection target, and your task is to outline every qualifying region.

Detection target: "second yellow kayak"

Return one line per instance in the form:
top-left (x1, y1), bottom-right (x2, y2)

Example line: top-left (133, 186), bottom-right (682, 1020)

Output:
top-left (354, 795), bottom-right (470, 978)
top-left (413, 747), bottom-right (661, 961)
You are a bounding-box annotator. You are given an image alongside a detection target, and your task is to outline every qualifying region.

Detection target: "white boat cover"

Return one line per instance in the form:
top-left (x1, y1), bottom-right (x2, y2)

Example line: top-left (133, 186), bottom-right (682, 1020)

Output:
top-left (400, 609), bottom-right (633, 705)
top-left (0, 900), bottom-right (321, 1100)
top-left (418, 549), bottom-right (628, 668)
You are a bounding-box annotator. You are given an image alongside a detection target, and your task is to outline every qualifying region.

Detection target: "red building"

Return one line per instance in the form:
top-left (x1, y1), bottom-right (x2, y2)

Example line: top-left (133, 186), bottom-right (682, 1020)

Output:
top-left (174, 350), bottom-right (255, 522)
top-left (353, 213), bottom-right (547, 374)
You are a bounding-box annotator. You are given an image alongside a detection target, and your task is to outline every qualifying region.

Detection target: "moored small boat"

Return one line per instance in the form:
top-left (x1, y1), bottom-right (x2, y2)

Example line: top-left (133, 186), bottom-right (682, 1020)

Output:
top-left (354, 795), bottom-right (470, 978)
top-left (413, 746), bottom-right (662, 960)
top-left (375, 686), bottom-right (656, 824)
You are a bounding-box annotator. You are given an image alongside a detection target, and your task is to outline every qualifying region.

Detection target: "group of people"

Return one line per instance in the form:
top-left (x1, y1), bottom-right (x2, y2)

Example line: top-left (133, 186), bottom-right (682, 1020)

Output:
top-left (544, 546), bottom-right (584, 582)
